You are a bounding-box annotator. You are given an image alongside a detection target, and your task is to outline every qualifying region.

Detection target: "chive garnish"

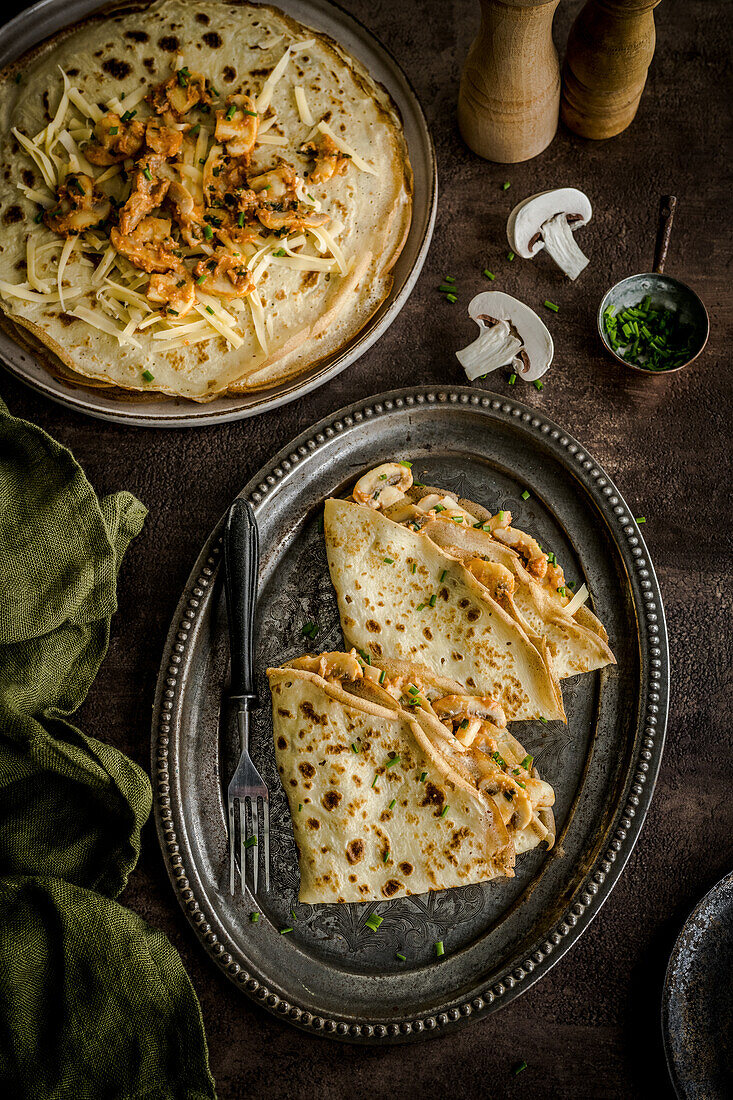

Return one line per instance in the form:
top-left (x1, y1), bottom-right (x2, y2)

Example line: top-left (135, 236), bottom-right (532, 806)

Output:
top-left (142, 369), bottom-right (155, 382)
top-left (385, 755), bottom-right (401, 769)
top-left (351, 742), bottom-right (359, 754)
top-left (408, 684), bottom-right (419, 695)
top-left (507, 251), bottom-right (515, 261)
top-left (108, 126), bottom-right (119, 136)
top-left (444, 275), bottom-right (455, 283)
top-left (383, 556), bottom-right (394, 564)
top-left (225, 103), bottom-right (237, 120)
top-left (389, 798), bottom-right (396, 810)
top-left (272, 247), bottom-right (287, 257)
top-left (520, 754), bottom-right (533, 769)
top-left (497, 510), bottom-right (505, 521)
top-left (440, 805), bottom-right (449, 818)
top-left (459, 719), bottom-right (469, 730)
top-left (398, 460), bottom-right (412, 468)
top-left (440, 570), bottom-right (447, 582)
top-left (383, 851), bottom-right (390, 863)
top-left (508, 373), bottom-right (517, 385)
top-left (539, 716), bottom-right (547, 723)
top-left (280, 927), bottom-right (293, 935)
top-left (410, 563), bottom-right (417, 574)
top-left (203, 224), bottom-right (214, 239)
top-left (521, 490), bottom-right (530, 501)
top-left (250, 912), bottom-right (260, 923)
top-left (298, 803), bottom-right (303, 811)
top-left (379, 670), bottom-right (386, 685)
top-left (502, 181), bottom-right (511, 190)
top-left (416, 603), bottom-right (425, 611)
top-left (445, 293), bottom-right (457, 303)
top-left (636, 516), bottom-right (646, 524)
top-left (359, 649), bottom-right (372, 665)
top-left (483, 269), bottom-right (495, 280)
top-left (365, 913), bottom-right (383, 931)
top-left (435, 940), bottom-right (445, 956)
top-left (514, 1061), bottom-right (527, 1075)
top-left (120, 109), bottom-right (137, 122)
top-left (419, 772), bottom-right (427, 782)
top-left (429, 593), bottom-right (437, 607)
top-left (243, 835), bottom-right (257, 848)
top-left (533, 380), bottom-right (543, 391)
top-left (492, 751), bottom-right (507, 768)
top-left (205, 305), bottom-right (215, 315)
top-left (544, 300), bottom-right (559, 312)
top-left (371, 773), bottom-right (378, 788)
top-left (396, 952), bottom-right (406, 961)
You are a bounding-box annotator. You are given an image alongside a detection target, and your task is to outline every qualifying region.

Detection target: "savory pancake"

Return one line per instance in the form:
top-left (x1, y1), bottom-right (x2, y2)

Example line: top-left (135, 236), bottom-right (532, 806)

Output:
top-left (0, 0), bottom-right (412, 400)
top-left (268, 651), bottom-right (555, 904)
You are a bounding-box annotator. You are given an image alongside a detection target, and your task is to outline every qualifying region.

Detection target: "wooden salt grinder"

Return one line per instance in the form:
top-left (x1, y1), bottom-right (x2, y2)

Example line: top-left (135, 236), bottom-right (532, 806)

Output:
top-left (561, 0), bottom-right (662, 140)
top-left (458, 0), bottom-right (561, 164)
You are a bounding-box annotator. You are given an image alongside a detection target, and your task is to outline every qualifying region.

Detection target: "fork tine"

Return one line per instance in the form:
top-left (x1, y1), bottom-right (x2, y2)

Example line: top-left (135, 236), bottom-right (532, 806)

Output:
top-left (261, 799), bottom-right (270, 893)
top-left (228, 797), bottom-right (236, 895)
top-left (249, 797), bottom-right (259, 896)
top-left (239, 798), bottom-right (247, 895)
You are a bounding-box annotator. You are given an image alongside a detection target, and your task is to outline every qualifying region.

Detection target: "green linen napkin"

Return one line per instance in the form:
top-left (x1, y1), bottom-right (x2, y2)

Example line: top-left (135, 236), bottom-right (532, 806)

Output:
top-left (0, 399), bottom-right (216, 1100)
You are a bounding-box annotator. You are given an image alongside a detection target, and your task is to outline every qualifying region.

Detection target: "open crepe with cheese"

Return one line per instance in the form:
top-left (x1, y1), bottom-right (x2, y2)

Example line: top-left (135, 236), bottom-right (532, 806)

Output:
top-left (0, 0), bottom-right (411, 400)
top-left (324, 463), bottom-right (614, 715)
top-left (268, 651), bottom-right (554, 904)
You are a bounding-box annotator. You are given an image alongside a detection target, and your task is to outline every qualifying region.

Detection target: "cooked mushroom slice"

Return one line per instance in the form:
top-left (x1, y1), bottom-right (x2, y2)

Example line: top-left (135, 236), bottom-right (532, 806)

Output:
top-left (146, 268), bottom-right (196, 317)
top-left (215, 94), bottom-right (259, 157)
top-left (148, 69), bottom-right (210, 122)
top-left (491, 524), bottom-right (548, 580)
top-left (433, 695), bottom-right (507, 728)
top-left (463, 558), bottom-right (515, 601)
top-left (85, 112), bottom-right (145, 165)
top-left (193, 249), bottom-right (254, 299)
top-left (110, 216), bottom-right (180, 274)
top-left (202, 149), bottom-right (249, 207)
top-left (256, 203), bottom-right (329, 232)
top-left (165, 180), bottom-right (204, 247)
top-left (145, 119), bottom-right (184, 158)
top-left (507, 188), bottom-right (593, 281)
top-left (352, 462), bottom-right (413, 509)
top-left (456, 291), bottom-right (554, 383)
top-left (44, 174), bottom-right (111, 236)
top-left (301, 132), bottom-right (350, 184)
top-left (248, 163), bottom-right (298, 200)
top-left (119, 154), bottom-right (171, 236)
top-left (289, 651), bottom-right (363, 682)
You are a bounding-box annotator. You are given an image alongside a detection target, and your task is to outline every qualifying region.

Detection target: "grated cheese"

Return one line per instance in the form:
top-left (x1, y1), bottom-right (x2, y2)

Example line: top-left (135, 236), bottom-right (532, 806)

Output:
top-left (44, 70), bottom-right (72, 153)
top-left (68, 88), bottom-right (103, 124)
top-left (153, 320), bottom-right (211, 341)
top-left (257, 114), bottom-right (278, 134)
top-left (316, 121), bottom-right (377, 175)
top-left (192, 301), bottom-right (243, 347)
top-left (93, 164), bottom-right (122, 186)
top-left (70, 305), bottom-right (142, 347)
top-left (26, 237), bottom-right (51, 294)
top-left (294, 85), bottom-right (314, 127)
top-left (248, 288), bottom-right (268, 352)
top-left (17, 183), bottom-right (54, 207)
top-left (564, 583), bottom-right (590, 617)
top-left (56, 236), bottom-right (76, 311)
top-left (12, 129), bottom-right (56, 190)
top-left (107, 83), bottom-right (148, 116)
top-left (309, 226), bottom-right (347, 275)
top-left (255, 133), bottom-right (288, 146)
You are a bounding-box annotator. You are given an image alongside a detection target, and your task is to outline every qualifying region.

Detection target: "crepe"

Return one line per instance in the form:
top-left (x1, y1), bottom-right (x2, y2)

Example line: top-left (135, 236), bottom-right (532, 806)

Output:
top-left (325, 497), bottom-right (566, 722)
top-left (0, 0), bottom-right (411, 400)
top-left (268, 651), bottom-right (555, 904)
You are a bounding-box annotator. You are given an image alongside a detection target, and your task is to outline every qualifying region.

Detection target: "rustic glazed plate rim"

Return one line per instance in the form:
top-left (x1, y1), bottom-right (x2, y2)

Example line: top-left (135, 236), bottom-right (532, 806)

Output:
top-left (0, 0), bottom-right (437, 426)
top-left (151, 385), bottom-right (669, 1043)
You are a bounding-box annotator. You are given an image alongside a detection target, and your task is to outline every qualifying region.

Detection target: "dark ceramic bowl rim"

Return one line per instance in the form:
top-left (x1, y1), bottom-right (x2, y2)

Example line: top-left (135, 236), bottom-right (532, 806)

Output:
top-left (597, 273), bottom-right (710, 376)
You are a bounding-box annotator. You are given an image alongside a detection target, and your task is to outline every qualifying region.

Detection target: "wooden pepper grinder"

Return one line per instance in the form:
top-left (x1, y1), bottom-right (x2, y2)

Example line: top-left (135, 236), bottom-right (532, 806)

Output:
top-left (458, 0), bottom-right (561, 163)
top-left (561, 0), bottom-right (662, 140)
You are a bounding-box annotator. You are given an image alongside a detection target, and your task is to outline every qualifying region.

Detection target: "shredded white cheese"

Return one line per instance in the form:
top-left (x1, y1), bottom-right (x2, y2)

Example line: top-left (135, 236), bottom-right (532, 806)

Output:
top-left (70, 305), bottom-right (142, 347)
top-left (309, 226), bottom-right (347, 275)
top-left (255, 133), bottom-right (288, 146)
top-left (56, 236), bottom-right (76, 311)
top-left (68, 88), bottom-right (103, 124)
top-left (564, 583), bottom-right (590, 617)
top-left (294, 86), bottom-right (314, 127)
top-left (316, 121), bottom-right (377, 175)
top-left (248, 288), bottom-right (268, 352)
top-left (12, 129), bottom-right (56, 190)
top-left (107, 83), bottom-right (148, 116)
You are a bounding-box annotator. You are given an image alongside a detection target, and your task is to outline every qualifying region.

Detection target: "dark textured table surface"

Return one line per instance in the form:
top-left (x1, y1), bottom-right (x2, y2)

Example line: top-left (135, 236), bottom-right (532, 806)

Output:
top-left (3, 0), bottom-right (732, 1096)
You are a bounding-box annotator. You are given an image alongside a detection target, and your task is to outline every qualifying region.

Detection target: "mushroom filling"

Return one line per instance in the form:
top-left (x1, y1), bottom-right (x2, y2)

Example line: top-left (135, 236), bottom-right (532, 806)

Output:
top-left (537, 212), bottom-right (589, 281)
top-left (456, 318), bottom-right (523, 381)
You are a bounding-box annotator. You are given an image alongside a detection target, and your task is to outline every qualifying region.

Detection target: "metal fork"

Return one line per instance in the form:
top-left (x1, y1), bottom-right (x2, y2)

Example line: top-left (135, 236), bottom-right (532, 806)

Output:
top-left (224, 498), bottom-right (269, 896)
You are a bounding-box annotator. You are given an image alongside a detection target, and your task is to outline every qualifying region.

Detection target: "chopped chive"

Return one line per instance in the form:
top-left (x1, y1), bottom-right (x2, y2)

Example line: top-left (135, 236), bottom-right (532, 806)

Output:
top-left (416, 603), bottom-right (425, 611)
top-left (508, 373), bottom-right (517, 385)
top-left (533, 380), bottom-right (543, 391)
top-left (444, 275), bottom-right (455, 283)
top-left (483, 269), bottom-right (495, 280)
top-left (636, 516), bottom-right (646, 524)
top-left (272, 247), bottom-right (287, 257)
top-left (290, 910), bottom-right (297, 922)
top-left (438, 284), bottom-right (453, 293)
top-left (379, 670), bottom-right (386, 685)
top-left (351, 742), bottom-right (360, 754)
top-left (429, 593), bottom-right (437, 607)
top-left (445, 293), bottom-right (457, 303)
top-left (507, 251), bottom-right (515, 261)
top-left (410, 563), bottom-right (417, 574)
top-left (439, 805), bottom-right (449, 818)
top-left (502, 181), bottom-right (511, 190)
top-left (383, 851), bottom-right (390, 863)
top-left (142, 167), bottom-right (153, 181)
top-left (243, 835), bottom-right (257, 848)
top-left (440, 570), bottom-right (447, 582)
top-left (250, 911), bottom-right (260, 923)
top-left (383, 556), bottom-right (394, 564)
top-left (371, 773), bottom-right (378, 788)
top-left (120, 110), bottom-right (137, 122)
top-left (544, 300), bottom-right (559, 312)
top-left (514, 1061), bottom-right (527, 1076)
top-left (539, 716), bottom-right (547, 723)
top-left (435, 940), bottom-right (445, 956)
top-left (34, 211), bottom-right (44, 224)
top-left (459, 718), bottom-right (469, 730)
top-left (389, 798), bottom-right (396, 810)
top-left (396, 952), bottom-right (406, 961)
top-left (497, 510), bottom-right (506, 521)
top-left (237, 212), bottom-right (245, 227)
top-left (492, 751), bottom-right (507, 769)
top-left (419, 772), bottom-right (427, 782)
top-left (142, 369), bottom-right (155, 382)
top-left (205, 305), bottom-right (215, 315)
top-left (243, 108), bottom-right (258, 117)
top-left (108, 126), bottom-right (119, 136)
top-left (365, 913), bottom-right (383, 931)
top-left (398, 460), bottom-right (412, 468)
top-left (280, 927), bottom-right (293, 935)
top-left (298, 803), bottom-right (303, 811)
top-left (521, 490), bottom-right (530, 501)
top-left (190, 123), bottom-right (201, 136)
top-left (408, 684), bottom-right (419, 695)
top-left (385, 755), bottom-right (401, 769)
top-left (520, 754), bottom-right (533, 769)
top-left (225, 103), bottom-right (237, 120)
top-left (558, 585), bottom-right (567, 597)
top-left (203, 224), bottom-right (214, 240)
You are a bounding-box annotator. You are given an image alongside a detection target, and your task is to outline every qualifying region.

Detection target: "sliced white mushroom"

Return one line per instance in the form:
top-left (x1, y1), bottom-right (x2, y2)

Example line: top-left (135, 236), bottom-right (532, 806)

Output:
top-left (507, 188), bottom-right (592, 280)
top-left (456, 291), bottom-right (554, 383)
top-left (353, 462), bottom-right (413, 509)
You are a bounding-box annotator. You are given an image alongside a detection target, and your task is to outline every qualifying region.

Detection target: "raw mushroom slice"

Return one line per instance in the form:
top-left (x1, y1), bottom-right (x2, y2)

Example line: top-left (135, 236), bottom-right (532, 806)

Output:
top-left (507, 188), bottom-right (592, 281)
top-left (456, 291), bottom-right (554, 383)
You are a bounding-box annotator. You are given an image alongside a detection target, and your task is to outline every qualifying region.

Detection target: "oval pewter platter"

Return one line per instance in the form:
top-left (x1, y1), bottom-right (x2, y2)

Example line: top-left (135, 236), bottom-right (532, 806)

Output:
top-left (0, 0), bottom-right (436, 427)
top-left (152, 386), bottom-right (669, 1042)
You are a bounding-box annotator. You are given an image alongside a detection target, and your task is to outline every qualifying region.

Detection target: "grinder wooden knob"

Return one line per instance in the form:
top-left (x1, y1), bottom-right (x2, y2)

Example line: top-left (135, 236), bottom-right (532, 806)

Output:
top-left (561, 0), bottom-right (663, 140)
top-left (458, 0), bottom-right (561, 164)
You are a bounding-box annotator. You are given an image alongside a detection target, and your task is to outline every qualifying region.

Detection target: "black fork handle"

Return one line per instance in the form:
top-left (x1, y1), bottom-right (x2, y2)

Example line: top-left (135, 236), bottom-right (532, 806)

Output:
top-left (224, 498), bottom-right (259, 705)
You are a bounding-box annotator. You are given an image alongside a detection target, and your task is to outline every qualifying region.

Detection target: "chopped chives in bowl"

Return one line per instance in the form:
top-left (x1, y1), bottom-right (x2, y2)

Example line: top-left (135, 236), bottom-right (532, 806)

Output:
top-left (602, 296), bottom-right (698, 371)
